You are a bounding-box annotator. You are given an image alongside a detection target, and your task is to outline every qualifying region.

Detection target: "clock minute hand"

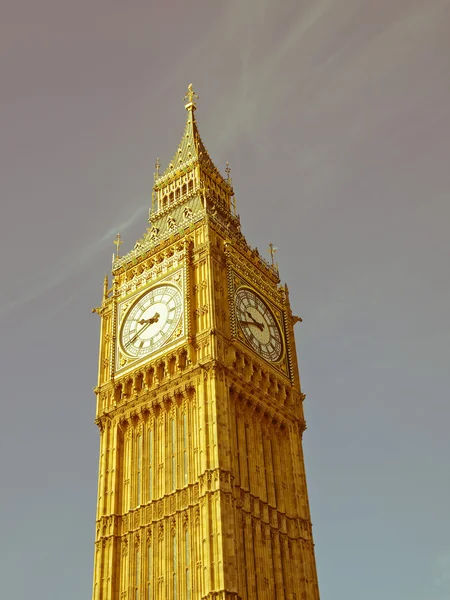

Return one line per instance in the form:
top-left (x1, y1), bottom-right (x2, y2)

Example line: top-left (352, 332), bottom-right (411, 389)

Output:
top-left (127, 322), bottom-right (151, 346)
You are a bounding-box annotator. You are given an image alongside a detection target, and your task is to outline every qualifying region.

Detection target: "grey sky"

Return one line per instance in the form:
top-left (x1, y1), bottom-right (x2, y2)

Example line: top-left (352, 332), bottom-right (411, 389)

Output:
top-left (1, 1), bottom-right (450, 598)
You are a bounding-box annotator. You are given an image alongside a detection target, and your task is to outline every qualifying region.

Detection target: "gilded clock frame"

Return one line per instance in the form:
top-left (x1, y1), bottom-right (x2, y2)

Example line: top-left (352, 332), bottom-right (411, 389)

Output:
top-left (228, 269), bottom-right (291, 378)
top-left (115, 267), bottom-right (187, 374)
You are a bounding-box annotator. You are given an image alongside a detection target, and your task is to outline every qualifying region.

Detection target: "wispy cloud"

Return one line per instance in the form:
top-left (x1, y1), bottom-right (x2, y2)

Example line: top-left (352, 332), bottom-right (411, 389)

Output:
top-left (4, 0), bottom-right (446, 321)
top-left (142, 0), bottom-right (335, 157)
top-left (0, 205), bottom-right (147, 317)
top-left (207, 0), bottom-right (334, 153)
top-left (192, 0), bottom-right (449, 163)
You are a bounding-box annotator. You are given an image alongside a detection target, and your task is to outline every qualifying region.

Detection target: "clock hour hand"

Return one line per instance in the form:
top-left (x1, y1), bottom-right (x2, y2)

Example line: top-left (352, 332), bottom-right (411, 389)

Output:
top-left (138, 312), bottom-right (160, 326)
top-left (239, 319), bottom-right (264, 332)
top-left (126, 312), bottom-right (160, 347)
top-left (245, 311), bottom-right (265, 330)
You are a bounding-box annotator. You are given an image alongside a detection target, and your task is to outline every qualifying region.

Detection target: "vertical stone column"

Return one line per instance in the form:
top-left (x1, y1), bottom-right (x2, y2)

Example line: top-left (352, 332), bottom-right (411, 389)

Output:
top-left (195, 507), bottom-right (202, 598)
top-left (243, 514), bottom-right (256, 598)
top-left (109, 424), bottom-right (118, 515)
top-left (281, 536), bottom-right (292, 599)
top-left (158, 522), bottom-right (166, 600)
top-left (92, 541), bottom-right (101, 600)
top-left (272, 433), bottom-right (285, 514)
top-left (105, 537), bottom-right (117, 599)
top-left (271, 531), bottom-right (285, 600)
top-left (97, 426), bottom-right (106, 520)
top-left (237, 419), bottom-right (248, 491)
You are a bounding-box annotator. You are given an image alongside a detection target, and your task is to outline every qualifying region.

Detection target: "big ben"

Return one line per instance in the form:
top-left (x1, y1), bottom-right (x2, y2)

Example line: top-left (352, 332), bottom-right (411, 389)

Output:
top-left (91, 85), bottom-right (320, 600)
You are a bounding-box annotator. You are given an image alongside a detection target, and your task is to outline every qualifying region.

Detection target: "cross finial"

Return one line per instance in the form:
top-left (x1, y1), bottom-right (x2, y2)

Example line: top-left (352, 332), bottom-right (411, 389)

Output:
top-left (225, 161), bottom-right (231, 181)
top-left (154, 157), bottom-right (160, 179)
top-left (114, 233), bottom-right (123, 258)
top-left (184, 83), bottom-right (198, 110)
top-left (268, 242), bottom-right (278, 267)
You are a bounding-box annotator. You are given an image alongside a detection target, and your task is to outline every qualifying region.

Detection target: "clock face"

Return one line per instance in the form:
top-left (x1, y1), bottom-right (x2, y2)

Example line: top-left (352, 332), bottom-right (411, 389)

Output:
top-left (120, 284), bottom-right (183, 358)
top-left (235, 288), bottom-right (283, 362)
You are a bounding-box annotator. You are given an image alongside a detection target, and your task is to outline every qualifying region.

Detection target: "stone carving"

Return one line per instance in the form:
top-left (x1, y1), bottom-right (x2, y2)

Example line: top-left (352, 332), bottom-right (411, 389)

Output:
top-left (149, 226), bottom-right (159, 241)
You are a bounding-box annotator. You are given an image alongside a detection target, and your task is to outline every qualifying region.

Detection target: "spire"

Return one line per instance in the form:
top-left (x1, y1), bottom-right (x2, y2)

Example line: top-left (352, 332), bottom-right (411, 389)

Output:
top-left (154, 84), bottom-right (232, 194)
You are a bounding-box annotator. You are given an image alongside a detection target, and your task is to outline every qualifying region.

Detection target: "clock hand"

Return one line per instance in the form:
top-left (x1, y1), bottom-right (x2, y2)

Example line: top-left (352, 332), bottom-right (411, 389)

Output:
top-left (127, 312), bottom-right (161, 347)
top-left (127, 322), bottom-right (152, 346)
top-left (245, 311), bottom-right (265, 330)
top-left (138, 312), bottom-right (160, 326)
top-left (239, 319), bottom-right (264, 332)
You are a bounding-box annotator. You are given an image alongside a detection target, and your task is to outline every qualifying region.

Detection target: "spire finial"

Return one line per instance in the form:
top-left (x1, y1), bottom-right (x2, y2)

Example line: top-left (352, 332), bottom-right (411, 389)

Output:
top-left (154, 157), bottom-right (160, 179)
top-left (184, 83), bottom-right (198, 111)
top-left (268, 242), bottom-right (278, 268)
top-left (114, 233), bottom-right (123, 258)
top-left (225, 161), bottom-right (231, 181)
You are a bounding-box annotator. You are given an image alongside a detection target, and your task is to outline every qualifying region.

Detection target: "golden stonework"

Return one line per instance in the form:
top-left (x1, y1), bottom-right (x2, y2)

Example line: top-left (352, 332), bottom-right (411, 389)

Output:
top-left (91, 86), bottom-right (320, 600)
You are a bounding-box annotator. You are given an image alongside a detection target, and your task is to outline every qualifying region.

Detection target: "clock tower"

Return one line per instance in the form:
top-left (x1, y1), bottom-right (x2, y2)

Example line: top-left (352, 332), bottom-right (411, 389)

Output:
top-left (92, 85), bottom-right (320, 600)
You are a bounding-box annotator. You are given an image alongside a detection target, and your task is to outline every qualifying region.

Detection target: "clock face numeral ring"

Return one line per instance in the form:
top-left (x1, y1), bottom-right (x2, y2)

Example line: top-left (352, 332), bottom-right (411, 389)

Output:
top-left (120, 284), bottom-right (183, 358)
top-left (234, 287), bottom-right (283, 362)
